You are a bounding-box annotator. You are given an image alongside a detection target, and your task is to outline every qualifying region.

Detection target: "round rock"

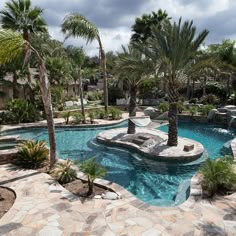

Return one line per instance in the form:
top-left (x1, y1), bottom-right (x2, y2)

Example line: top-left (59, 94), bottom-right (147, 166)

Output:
top-left (102, 192), bottom-right (118, 200)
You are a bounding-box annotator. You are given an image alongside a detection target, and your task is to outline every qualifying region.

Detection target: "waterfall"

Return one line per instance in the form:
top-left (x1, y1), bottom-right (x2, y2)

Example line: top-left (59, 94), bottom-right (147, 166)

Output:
top-left (228, 116), bottom-right (236, 128)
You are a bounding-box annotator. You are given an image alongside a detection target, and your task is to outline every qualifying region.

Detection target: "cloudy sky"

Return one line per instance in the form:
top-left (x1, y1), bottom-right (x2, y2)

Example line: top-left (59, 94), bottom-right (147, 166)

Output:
top-left (0, 0), bottom-right (236, 56)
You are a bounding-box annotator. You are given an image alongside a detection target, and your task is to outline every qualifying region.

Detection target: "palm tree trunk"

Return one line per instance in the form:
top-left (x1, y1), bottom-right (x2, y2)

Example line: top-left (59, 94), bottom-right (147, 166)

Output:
top-left (98, 38), bottom-right (108, 116)
top-left (203, 76), bottom-right (207, 97)
top-left (12, 72), bottom-right (18, 99)
top-left (87, 177), bottom-right (93, 196)
top-left (127, 86), bottom-right (137, 134)
top-left (186, 77), bottom-right (191, 100)
top-left (78, 66), bottom-right (86, 123)
top-left (167, 80), bottom-right (178, 146)
top-left (37, 57), bottom-right (57, 169)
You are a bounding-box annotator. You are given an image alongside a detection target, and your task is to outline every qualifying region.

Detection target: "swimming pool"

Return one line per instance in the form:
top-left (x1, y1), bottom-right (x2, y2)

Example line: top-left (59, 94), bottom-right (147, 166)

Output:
top-left (2, 121), bottom-right (235, 206)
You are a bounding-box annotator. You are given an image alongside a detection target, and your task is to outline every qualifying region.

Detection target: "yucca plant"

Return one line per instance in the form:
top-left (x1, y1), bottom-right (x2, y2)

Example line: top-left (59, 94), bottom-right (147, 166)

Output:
top-left (79, 158), bottom-right (107, 196)
top-left (16, 140), bottom-right (49, 169)
top-left (52, 160), bottom-right (77, 184)
top-left (200, 157), bottom-right (236, 197)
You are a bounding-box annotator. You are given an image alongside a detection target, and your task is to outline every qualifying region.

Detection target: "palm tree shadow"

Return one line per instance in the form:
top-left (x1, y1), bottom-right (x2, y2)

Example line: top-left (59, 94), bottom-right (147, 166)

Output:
top-left (198, 222), bottom-right (226, 235)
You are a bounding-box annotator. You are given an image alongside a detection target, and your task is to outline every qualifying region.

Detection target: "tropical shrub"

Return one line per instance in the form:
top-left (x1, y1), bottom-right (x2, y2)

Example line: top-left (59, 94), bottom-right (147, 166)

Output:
top-left (96, 109), bottom-right (106, 119)
top-left (158, 102), bottom-right (169, 113)
top-left (177, 102), bottom-right (186, 114)
top-left (189, 106), bottom-right (199, 116)
top-left (109, 108), bottom-right (122, 120)
top-left (201, 157), bottom-right (236, 197)
top-left (61, 111), bottom-right (70, 124)
top-left (72, 113), bottom-right (83, 124)
top-left (87, 91), bottom-right (103, 101)
top-left (88, 111), bottom-right (95, 124)
top-left (52, 160), bottom-right (77, 184)
top-left (79, 158), bottom-right (107, 196)
top-left (6, 99), bottom-right (39, 123)
top-left (201, 94), bottom-right (220, 105)
top-left (16, 140), bottom-right (49, 169)
top-left (200, 104), bottom-right (215, 117)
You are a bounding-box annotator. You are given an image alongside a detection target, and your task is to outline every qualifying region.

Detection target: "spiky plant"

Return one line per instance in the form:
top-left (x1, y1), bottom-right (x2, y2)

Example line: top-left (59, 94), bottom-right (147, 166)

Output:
top-left (200, 157), bottom-right (236, 197)
top-left (79, 158), bottom-right (107, 196)
top-left (16, 140), bottom-right (49, 169)
top-left (61, 111), bottom-right (70, 124)
top-left (52, 160), bottom-right (77, 184)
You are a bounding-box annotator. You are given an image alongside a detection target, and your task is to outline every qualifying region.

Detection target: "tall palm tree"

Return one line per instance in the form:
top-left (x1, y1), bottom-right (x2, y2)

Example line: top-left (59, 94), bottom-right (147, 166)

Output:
top-left (0, 29), bottom-right (57, 168)
top-left (115, 45), bottom-right (154, 134)
top-left (0, 0), bottom-right (47, 41)
top-left (61, 13), bottom-right (109, 116)
top-left (146, 18), bottom-right (209, 146)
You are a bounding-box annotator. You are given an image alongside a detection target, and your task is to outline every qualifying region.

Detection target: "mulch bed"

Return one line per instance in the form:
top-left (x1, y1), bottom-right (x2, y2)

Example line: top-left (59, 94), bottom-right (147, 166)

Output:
top-left (63, 179), bottom-right (110, 198)
top-left (0, 187), bottom-right (16, 219)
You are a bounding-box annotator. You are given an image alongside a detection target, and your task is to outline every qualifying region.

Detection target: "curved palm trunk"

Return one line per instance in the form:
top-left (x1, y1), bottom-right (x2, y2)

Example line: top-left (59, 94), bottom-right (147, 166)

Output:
top-left (98, 38), bottom-right (108, 116)
top-left (167, 80), bottom-right (178, 146)
top-left (128, 86), bottom-right (137, 134)
top-left (203, 76), bottom-right (207, 97)
top-left (78, 66), bottom-right (86, 123)
top-left (87, 177), bottom-right (94, 196)
top-left (186, 77), bottom-right (191, 100)
top-left (13, 72), bottom-right (18, 99)
top-left (32, 47), bottom-right (57, 169)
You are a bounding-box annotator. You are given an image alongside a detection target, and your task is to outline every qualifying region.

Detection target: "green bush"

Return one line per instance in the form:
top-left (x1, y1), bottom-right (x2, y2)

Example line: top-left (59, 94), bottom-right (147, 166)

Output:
top-left (189, 106), bottom-right (199, 116)
top-left (6, 99), bottom-right (39, 123)
top-left (79, 158), bottom-right (107, 196)
top-left (158, 102), bottom-right (169, 113)
top-left (109, 108), bottom-right (122, 120)
top-left (87, 91), bottom-right (103, 101)
top-left (72, 113), bottom-right (83, 124)
top-left (61, 111), bottom-right (70, 124)
top-left (200, 105), bottom-right (215, 117)
top-left (200, 157), bottom-right (236, 197)
top-left (201, 94), bottom-right (220, 105)
top-left (177, 102), bottom-right (186, 114)
top-left (96, 109), bottom-right (106, 119)
top-left (88, 111), bottom-right (95, 124)
top-left (52, 160), bottom-right (77, 184)
top-left (16, 140), bottom-right (49, 169)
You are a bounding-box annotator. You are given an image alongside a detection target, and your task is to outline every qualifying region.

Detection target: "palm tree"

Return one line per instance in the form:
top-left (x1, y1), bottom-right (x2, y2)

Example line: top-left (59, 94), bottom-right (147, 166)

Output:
top-left (61, 13), bottom-right (109, 116)
top-left (146, 18), bottom-right (209, 146)
top-left (115, 45), bottom-right (154, 134)
top-left (0, 0), bottom-right (47, 41)
top-left (0, 29), bottom-right (57, 168)
top-left (66, 46), bottom-right (86, 123)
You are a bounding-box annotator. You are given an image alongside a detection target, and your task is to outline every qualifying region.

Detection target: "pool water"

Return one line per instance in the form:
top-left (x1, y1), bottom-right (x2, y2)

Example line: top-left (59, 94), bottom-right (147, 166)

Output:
top-left (2, 121), bottom-right (235, 206)
top-left (159, 121), bottom-right (235, 159)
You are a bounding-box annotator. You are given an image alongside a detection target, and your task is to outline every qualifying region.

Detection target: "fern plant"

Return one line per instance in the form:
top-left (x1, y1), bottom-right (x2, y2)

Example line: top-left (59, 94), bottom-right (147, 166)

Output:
top-left (52, 160), bottom-right (77, 184)
top-left (79, 158), bottom-right (107, 196)
top-left (16, 140), bottom-right (49, 169)
top-left (200, 157), bottom-right (236, 197)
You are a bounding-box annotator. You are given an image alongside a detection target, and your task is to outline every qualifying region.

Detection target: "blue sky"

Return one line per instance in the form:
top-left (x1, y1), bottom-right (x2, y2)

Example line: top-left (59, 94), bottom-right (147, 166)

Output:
top-left (0, 0), bottom-right (236, 56)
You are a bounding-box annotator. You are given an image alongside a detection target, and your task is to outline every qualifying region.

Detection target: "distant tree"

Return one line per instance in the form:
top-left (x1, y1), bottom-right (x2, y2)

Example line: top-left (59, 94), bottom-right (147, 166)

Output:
top-left (115, 45), bottom-right (154, 134)
top-left (62, 13), bottom-right (109, 116)
top-left (131, 9), bottom-right (171, 44)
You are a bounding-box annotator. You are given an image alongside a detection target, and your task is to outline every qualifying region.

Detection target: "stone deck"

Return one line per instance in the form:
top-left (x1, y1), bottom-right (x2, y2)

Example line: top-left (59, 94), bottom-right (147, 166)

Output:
top-left (0, 164), bottom-right (236, 236)
top-left (97, 128), bottom-right (204, 162)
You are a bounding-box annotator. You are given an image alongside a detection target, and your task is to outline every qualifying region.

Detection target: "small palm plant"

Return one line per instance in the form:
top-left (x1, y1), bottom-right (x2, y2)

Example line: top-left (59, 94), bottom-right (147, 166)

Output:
top-left (79, 158), bottom-right (107, 196)
top-left (200, 157), bottom-right (236, 197)
top-left (52, 160), bottom-right (77, 184)
top-left (16, 140), bottom-right (49, 169)
top-left (61, 111), bottom-right (70, 124)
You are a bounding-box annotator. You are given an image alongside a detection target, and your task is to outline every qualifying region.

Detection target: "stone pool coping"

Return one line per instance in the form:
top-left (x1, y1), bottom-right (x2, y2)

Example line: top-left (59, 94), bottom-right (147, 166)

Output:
top-left (97, 128), bottom-right (204, 162)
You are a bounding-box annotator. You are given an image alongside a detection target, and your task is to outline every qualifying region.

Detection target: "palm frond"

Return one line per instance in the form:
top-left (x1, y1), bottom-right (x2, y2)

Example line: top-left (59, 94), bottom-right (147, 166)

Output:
top-left (61, 13), bottom-right (98, 43)
top-left (0, 29), bottom-right (25, 65)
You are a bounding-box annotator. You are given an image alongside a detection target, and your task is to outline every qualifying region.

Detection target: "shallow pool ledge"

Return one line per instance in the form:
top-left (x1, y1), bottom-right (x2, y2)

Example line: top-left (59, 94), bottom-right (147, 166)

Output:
top-left (97, 128), bottom-right (204, 162)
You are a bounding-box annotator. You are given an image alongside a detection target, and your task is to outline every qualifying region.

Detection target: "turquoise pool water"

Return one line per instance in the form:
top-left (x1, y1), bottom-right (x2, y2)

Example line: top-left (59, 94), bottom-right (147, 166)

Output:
top-left (159, 121), bottom-right (235, 159)
top-left (2, 121), bottom-right (235, 206)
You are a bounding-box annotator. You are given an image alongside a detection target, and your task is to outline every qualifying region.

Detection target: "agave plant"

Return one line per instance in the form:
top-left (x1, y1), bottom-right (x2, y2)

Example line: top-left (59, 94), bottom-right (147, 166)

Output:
top-left (79, 158), bottom-right (107, 196)
top-left (200, 157), bottom-right (236, 197)
top-left (52, 160), bottom-right (77, 184)
top-left (16, 140), bottom-right (49, 169)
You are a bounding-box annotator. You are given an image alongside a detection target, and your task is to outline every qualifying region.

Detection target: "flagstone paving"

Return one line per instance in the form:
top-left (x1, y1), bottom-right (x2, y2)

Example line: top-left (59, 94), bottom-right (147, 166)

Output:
top-left (0, 164), bottom-right (236, 236)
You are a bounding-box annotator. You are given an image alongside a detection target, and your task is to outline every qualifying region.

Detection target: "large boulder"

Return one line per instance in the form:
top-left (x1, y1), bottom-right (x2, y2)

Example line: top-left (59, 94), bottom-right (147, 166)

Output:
top-left (144, 107), bottom-right (159, 119)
